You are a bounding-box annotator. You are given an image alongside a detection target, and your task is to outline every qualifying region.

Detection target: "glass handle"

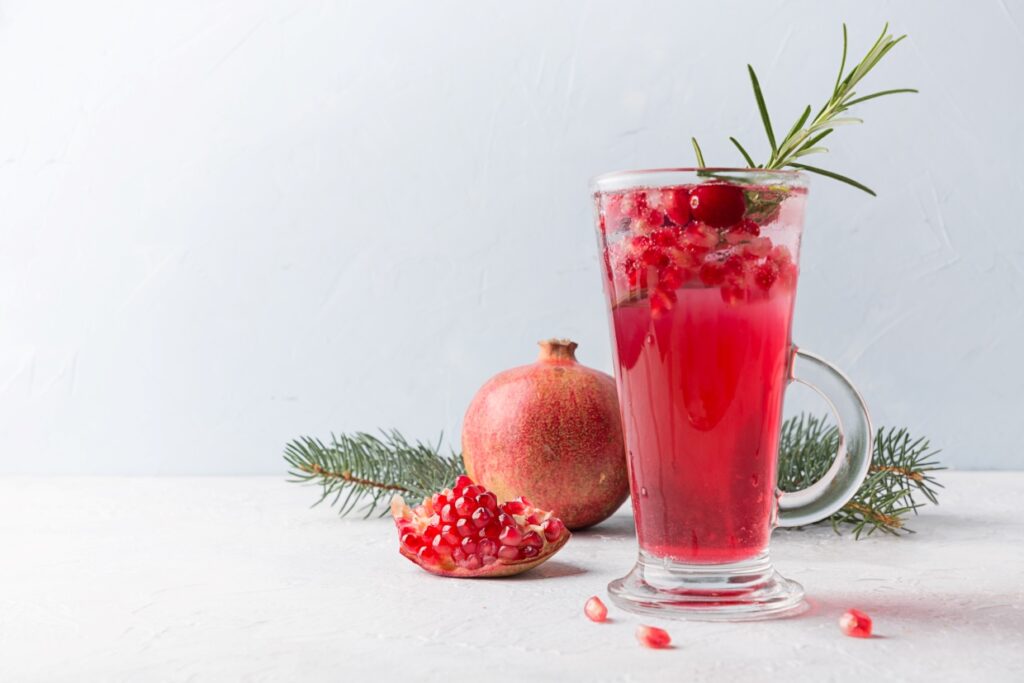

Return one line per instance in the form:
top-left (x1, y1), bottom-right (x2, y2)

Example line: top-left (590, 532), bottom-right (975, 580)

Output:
top-left (777, 348), bottom-right (874, 527)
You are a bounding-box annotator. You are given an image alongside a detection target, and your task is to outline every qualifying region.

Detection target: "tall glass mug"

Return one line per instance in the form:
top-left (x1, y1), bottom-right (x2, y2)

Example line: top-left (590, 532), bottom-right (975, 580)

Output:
top-left (590, 169), bottom-right (872, 620)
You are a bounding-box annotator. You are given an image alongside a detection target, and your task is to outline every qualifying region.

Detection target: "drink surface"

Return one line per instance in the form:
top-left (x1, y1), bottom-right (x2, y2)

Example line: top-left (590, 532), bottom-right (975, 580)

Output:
top-left (595, 181), bottom-right (804, 563)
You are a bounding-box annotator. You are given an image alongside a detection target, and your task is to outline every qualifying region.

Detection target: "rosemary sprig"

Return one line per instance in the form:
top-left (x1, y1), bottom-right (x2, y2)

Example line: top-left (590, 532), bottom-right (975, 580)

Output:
top-left (285, 413), bottom-right (943, 537)
top-left (693, 23), bottom-right (917, 194)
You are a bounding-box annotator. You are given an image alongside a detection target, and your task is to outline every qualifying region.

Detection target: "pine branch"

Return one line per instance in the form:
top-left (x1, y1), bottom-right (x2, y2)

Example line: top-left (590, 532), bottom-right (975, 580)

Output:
top-left (283, 431), bottom-right (463, 518)
top-left (778, 414), bottom-right (945, 537)
top-left (285, 414), bottom-right (944, 536)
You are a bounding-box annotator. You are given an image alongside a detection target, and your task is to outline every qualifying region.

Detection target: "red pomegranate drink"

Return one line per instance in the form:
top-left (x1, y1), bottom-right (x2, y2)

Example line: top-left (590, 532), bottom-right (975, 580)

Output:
top-left (605, 185), bottom-right (802, 563)
top-left (592, 169), bottom-right (872, 620)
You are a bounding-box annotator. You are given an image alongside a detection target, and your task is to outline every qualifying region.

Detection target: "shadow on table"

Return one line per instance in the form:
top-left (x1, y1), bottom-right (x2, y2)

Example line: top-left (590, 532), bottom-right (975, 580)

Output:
top-left (572, 514), bottom-right (637, 541)
top-left (509, 560), bottom-right (588, 581)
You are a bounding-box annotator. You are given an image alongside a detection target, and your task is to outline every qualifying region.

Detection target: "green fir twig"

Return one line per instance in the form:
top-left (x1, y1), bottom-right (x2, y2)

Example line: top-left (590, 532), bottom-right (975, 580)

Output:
top-left (284, 431), bottom-right (463, 518)
top-left (284, 414), bottom-right (943, 537)
top-left (778, 414), bottom-right (945, 537)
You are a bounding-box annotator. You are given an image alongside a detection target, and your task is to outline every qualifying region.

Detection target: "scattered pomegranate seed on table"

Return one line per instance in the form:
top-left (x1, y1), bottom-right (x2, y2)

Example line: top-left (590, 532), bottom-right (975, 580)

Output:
top-left (839, 609), bottom-right (873, 638)
top-left (636, 625), bottom-right (672, 649)
top-left (584, 596), bottom-right (608, 623)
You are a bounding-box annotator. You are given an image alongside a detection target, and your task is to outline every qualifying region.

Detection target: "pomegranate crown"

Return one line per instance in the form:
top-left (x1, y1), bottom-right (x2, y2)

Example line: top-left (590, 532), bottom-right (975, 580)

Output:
top-left (537, 338), bottom-right (578, 362)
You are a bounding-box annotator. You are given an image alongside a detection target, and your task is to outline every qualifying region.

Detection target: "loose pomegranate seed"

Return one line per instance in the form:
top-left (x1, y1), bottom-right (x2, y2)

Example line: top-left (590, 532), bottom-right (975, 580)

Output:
top-left (471, 507), bottom-right (493, 529)
top-left (499, 526), bottom-right (522, 547)
top-left (584, 596), bottom-right (608, 623)
top-left (661, 187), bottom-right (691, 225)
top-left (636, 625), bottom-right (671, 649)
top-left (690, 183), bottom-right (746, 228)
top-left (839, 609), bottom-right (873, 638)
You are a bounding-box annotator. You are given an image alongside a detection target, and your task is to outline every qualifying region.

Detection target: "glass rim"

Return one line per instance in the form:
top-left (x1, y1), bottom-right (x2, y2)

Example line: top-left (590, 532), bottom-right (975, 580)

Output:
top-left (590, 167), bottom-right (808, 192)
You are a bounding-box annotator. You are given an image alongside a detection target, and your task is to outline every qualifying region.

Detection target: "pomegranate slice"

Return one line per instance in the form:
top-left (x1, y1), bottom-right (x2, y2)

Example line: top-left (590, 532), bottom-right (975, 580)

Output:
top-left (391, 476), bottom-right (571, 578)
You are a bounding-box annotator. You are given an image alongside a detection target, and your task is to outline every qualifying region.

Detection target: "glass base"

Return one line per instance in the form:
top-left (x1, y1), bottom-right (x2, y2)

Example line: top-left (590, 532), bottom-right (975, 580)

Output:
top-left (608, 550), bottom-right (807, 621)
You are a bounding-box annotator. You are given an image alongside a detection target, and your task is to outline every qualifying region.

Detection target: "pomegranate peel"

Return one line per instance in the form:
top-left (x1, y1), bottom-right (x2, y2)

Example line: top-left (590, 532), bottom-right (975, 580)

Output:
top-left (391, 477), bottom-right (570, 578)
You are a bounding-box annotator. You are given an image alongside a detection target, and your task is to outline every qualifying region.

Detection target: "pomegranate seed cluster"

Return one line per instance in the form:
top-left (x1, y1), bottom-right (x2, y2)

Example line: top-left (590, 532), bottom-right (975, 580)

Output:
top-left (597, 182), bottom-right (798, 313)
top-left (392, 475), bottom-right (568, 576)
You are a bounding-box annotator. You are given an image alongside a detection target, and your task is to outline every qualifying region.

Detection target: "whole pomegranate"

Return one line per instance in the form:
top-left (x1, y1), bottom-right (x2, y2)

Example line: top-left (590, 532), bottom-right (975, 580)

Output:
top-left (461, 339), bottom-right (628, 529)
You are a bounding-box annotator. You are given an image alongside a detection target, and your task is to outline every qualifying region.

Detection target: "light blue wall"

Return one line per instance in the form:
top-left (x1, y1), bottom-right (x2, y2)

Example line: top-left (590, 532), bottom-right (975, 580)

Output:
top-left (1, 0), bottom-right (1019, 472)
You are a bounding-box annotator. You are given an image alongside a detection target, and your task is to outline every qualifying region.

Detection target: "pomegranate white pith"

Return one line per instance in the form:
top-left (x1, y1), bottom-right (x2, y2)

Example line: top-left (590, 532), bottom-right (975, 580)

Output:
top-left (391, 475), bottom-right (570, 578)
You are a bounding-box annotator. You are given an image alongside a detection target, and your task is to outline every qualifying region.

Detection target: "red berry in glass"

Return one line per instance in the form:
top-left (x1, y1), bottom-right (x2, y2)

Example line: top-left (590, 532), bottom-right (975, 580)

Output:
top-left (689, 183), bottom-right (747, 228)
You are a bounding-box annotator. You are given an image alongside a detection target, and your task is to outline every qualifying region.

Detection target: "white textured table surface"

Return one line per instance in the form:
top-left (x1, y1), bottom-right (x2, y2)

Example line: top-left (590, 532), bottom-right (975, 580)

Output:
top-left (3, 473), bottom-right (1022, 682)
